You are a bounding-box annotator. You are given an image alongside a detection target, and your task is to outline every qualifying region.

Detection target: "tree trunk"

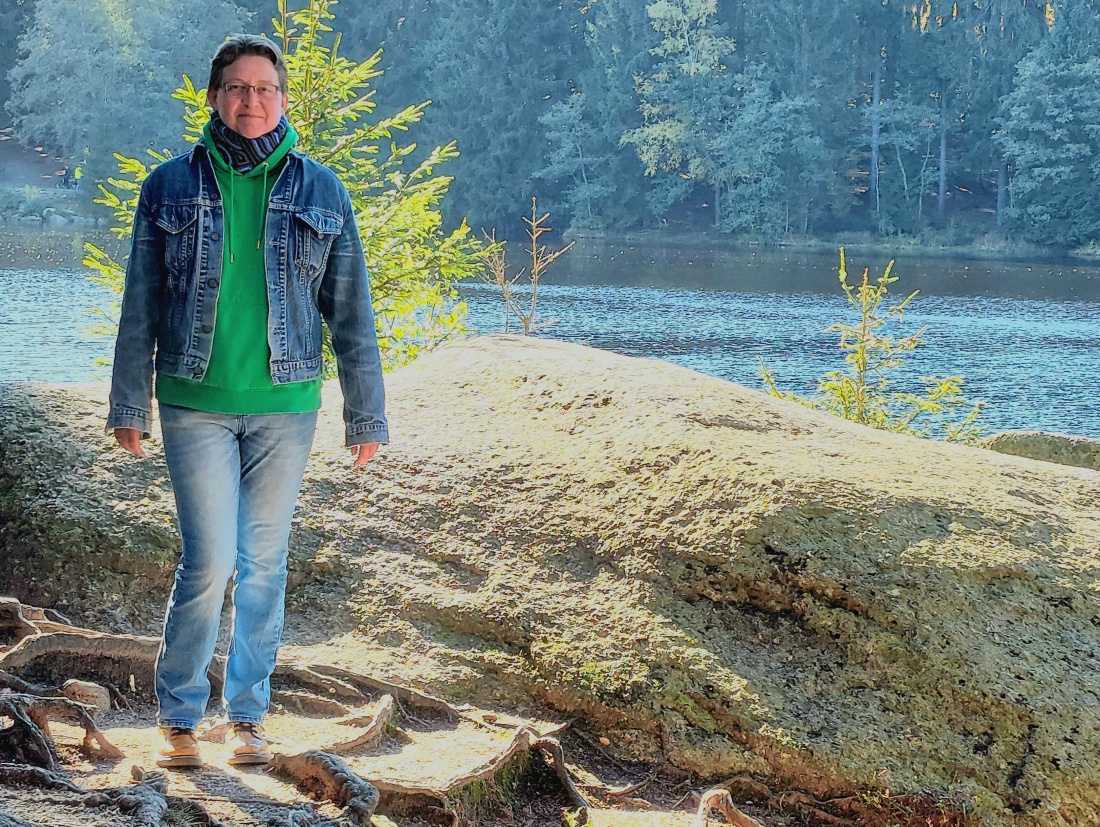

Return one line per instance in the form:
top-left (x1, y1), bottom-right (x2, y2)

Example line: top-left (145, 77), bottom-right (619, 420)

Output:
top-left (996, 160), bottom-right (1008, 225)
top-left (714, 183), bottom-right (721, 229)
top-left (870, 62), bottom-right (882, 217)
top-left (938, 100), bottom-right (948, 219)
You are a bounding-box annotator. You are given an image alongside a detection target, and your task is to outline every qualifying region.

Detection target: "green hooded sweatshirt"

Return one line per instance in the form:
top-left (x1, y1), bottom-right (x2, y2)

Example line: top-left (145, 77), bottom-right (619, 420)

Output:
top-left (156, 122), bottom-right (322, 415)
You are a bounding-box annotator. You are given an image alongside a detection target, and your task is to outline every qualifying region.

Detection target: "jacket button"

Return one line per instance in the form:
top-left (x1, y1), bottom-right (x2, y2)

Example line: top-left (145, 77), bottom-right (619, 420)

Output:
top-left (192, 369), bottom-right (203, 378)
top-left (207, 278), bottom-right (219, 288)
top-left (211, 232), bottom-right (220, 241)
top-left (202, 324), bottom-right (213, 334)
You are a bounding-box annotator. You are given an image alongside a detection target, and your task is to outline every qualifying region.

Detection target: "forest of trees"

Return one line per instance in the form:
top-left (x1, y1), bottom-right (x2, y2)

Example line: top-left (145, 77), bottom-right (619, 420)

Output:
top-left (2, 0), bottom-right (1098, 249)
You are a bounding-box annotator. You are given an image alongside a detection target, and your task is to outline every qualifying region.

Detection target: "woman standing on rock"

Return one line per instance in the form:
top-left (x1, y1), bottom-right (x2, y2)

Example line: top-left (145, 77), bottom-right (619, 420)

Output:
top-left (106, 34), bottom-right (387, 768)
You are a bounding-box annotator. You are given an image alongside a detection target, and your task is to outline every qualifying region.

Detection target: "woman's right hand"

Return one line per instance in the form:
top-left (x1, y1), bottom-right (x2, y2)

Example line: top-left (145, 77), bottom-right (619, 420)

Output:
top-left (114, 428), bottom-right (146, 458)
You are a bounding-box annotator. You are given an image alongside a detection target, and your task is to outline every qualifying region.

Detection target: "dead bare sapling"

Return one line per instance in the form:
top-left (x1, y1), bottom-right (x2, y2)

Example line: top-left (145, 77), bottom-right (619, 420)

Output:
top-left (482, 197), bottom-right (574, 334)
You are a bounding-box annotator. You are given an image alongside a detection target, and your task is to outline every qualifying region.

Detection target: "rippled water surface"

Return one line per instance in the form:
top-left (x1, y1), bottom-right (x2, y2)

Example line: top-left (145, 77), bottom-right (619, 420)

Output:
top-left (2, 231), bottom-right (1099, 437)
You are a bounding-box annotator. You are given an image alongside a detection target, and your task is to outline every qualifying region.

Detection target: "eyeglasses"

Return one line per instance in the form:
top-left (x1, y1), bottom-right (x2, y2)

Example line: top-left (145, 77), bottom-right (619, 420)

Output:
top-left (220, 82), bottom-right (282, 99)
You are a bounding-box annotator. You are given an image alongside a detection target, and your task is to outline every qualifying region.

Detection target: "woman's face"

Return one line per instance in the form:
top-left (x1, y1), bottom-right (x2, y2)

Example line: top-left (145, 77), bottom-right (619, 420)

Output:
top-left (206, 55), bottom-right (288, 139)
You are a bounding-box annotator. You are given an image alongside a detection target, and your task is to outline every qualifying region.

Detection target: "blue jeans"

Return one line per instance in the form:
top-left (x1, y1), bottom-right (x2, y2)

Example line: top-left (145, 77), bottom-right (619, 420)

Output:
top-left (156, 404), bottom-right (317, 728)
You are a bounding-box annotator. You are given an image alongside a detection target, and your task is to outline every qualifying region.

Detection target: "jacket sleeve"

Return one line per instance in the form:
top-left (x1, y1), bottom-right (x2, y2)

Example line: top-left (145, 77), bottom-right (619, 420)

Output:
top-left (106, 184), bottom-right (164, 438)
top-left (317, 191), bottom-right (389, 447)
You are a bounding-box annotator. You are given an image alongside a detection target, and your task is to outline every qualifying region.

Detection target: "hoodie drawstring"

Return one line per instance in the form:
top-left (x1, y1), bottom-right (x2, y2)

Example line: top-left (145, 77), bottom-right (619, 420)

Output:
top-left (227, 172), bottom-right (235, 263)
top-left (258, 162), bottom-right (269, 251)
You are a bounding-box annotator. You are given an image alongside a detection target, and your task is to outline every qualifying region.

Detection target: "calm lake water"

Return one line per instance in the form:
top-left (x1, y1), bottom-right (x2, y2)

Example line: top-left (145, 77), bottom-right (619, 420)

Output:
top-left (2, 228), bottom-right (1099, 437)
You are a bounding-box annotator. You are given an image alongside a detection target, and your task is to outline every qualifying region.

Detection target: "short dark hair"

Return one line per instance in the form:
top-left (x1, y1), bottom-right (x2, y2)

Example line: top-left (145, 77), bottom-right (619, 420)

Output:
top-left (208, 34), bottom-right (287, 93)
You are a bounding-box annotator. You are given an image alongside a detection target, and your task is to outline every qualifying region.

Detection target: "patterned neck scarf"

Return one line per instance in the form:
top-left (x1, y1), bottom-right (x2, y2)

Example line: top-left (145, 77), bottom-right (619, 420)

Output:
top-left (208, 111), bottom-right (290, 173)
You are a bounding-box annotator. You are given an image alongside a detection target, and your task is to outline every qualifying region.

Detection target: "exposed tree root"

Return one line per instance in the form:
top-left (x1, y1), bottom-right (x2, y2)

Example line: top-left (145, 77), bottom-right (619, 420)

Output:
top-left (0, 693), bottom-right (123, 761)
top-left (695, 787), bottom-right (764, 827)
top-left (368, 725), bottom-right (589, 825)
top-left (0, 762), bottom-right (83, 792)
top-left (0, 671), bottom-right (56, 697)
top-left (530, 733), bottom-right (590, 815)
top-left (278, 662), bottom-right (459, 721)
top-left (0, 599), bottom-right (98, 648)
top-left (580, 761), bottom-right (668, 798)
top-left (0, 600), bottom-right (39, 650)
top-left (0, 631), bottom-right (161, 697)
top-left (0, 695), bottom-right (57, 768)
top-left (271, 750), bottom-right (380, 827)
top-left (684, 781), bottom-right (970, 827)
top-left (0, 809), bottom-right (44, 827)
top-left (84, 769), bottom-right (170, 827)
top-left (0, 598), bottom-right (969, 827)
top-left (325, 694), bottom-right (395, 753)
top-left (272, 689), bottom-right (352, 717)
top-left (0, 761), bottom-right (227, 827)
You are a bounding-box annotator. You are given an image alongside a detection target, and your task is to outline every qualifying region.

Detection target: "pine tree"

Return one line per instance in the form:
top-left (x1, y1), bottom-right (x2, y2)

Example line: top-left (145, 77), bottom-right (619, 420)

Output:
top-left (535, 94), bottom-right (615, 230)
top-left (374, 0), bottom-right (580, 232)
top-left (997, 0), bottom-right (1100, 247)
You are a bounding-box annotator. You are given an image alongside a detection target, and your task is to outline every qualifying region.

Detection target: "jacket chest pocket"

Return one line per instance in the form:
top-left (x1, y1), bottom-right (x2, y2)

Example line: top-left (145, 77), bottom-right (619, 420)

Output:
top-left (293, 208), bottom-right (343, 280)
top-left (155, 204), bottom-right (200, 282)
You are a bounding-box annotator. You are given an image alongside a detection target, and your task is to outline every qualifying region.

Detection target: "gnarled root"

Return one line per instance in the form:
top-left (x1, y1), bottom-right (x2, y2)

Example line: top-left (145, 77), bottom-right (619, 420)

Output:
top-left (0, 693), bottom-right (123, 761)
top-left (0, 762), bottom-right (83, 792)
top-left (325, 694), bottom-right (395, 754)
top-left (271, 750), bottom-right (380, 827)
top-left (83, 766), bottom-right (227, 827)
top-left (0, 809), bottom-right (46, 827)
top-left (84, 770), bottom-right (169, 827)
top-left (0, 631), bottom-right (161, 699)
top-left (530, 733), bottom-right (590, 816)
top-left (695, 787), bottom-right (764, 827)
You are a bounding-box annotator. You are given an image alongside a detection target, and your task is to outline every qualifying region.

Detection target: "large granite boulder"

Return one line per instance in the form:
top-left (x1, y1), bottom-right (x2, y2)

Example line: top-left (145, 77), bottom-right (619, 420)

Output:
top-left (983, 430), bottom-right (1100, 472)
top-left (1, 335), bottom-right (1098, 826)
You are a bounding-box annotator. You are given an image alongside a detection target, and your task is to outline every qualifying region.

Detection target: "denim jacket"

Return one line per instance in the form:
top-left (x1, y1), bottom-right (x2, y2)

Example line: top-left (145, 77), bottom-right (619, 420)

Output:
top-left (107, 143), bottom-right (388, 446)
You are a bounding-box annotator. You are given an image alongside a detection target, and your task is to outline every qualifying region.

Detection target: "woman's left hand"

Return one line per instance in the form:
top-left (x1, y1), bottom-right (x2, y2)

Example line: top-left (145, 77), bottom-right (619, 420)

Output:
top-left (349, 442), bottom-right (380, 467)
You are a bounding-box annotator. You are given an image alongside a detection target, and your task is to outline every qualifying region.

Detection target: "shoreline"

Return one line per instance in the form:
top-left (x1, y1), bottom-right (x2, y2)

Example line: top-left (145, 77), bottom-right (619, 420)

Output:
top-left (565, 227), bottom-right (1089, 264)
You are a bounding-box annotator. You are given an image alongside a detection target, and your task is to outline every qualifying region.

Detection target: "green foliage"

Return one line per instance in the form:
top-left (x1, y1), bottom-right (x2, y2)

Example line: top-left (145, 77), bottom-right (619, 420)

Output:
top-left (760, 249), bottom-right (984, 443)
top-left (6, 0), bottom-right (245, 179)
top-left (0, 0), bottom-right (1082, 245)
top-left (623, 0), bottom-right (737, 224)
top-left (84, 0), bottom-right (484, 371)
top-left (374, 0), bottom-right (578, 231)
top-left (0, 0), bottom-right (34, 128)
top-left (535, 93), bottom-right (616, 230)
top-left (710, 65), bottom-right (829, 238)
top-left (996, 0), bottom-right (1100, 248)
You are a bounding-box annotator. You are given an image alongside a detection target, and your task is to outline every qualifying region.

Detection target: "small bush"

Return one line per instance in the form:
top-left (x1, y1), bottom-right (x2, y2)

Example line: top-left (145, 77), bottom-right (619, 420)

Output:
top-left (760, 248), bottom-right (984, 443)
